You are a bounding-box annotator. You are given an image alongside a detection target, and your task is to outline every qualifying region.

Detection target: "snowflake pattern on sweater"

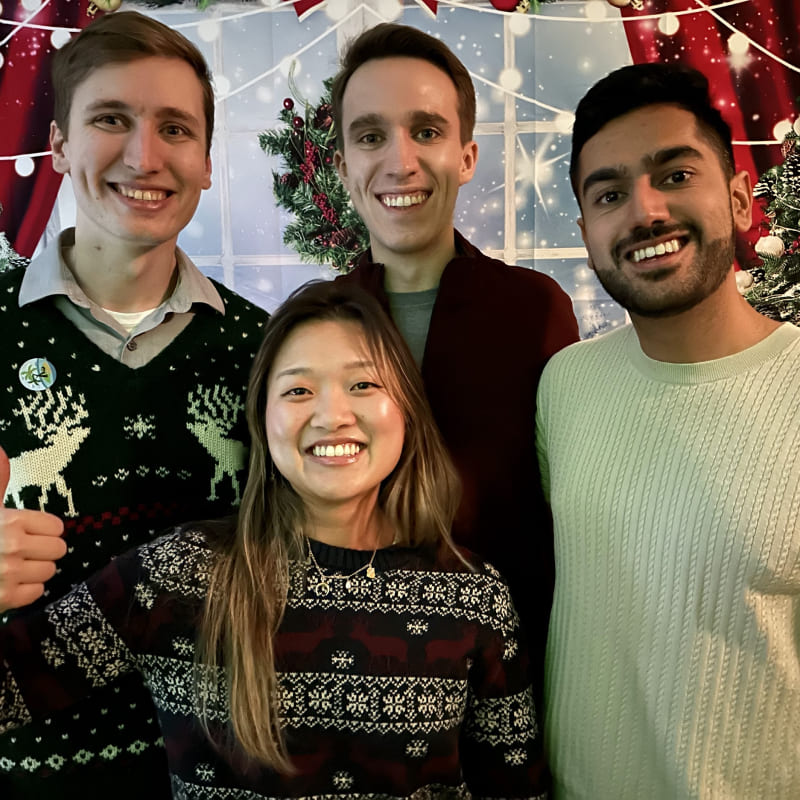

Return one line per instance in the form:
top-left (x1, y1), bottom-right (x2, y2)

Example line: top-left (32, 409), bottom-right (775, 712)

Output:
top-left (0, 529), bottom-right (547, 798)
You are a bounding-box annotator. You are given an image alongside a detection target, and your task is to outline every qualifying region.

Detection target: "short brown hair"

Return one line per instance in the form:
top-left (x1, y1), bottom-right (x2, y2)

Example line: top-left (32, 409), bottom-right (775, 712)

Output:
top-left (52, 11), bottom-right (215, 155)
top-left (331, 23), bottom-right (476, 149)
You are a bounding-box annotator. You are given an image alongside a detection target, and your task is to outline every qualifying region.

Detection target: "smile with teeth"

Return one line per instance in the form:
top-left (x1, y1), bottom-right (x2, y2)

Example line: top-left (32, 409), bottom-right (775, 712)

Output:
top-left (630, 238), bottom-right (683, 264)
top-left (115, 184), bottom-right (169, 202)
top-left (381, 192), bottom-right (428, 208)
top-left (311, 443), bottom-right (362, 457)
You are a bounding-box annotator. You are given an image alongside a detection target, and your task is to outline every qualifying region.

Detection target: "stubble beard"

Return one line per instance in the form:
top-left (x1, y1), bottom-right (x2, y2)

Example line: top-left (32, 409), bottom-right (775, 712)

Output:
top-left (591, 220), bottom-right (736, 319)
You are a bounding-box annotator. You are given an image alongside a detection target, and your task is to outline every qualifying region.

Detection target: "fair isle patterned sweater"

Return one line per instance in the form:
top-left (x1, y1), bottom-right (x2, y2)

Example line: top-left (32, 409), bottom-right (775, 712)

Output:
top-left (0, 266), bottom-right (268, 796)
top-left (537, 322), bottom-right (800, 799)
top-left (0, 529), bottom-right (548, 799)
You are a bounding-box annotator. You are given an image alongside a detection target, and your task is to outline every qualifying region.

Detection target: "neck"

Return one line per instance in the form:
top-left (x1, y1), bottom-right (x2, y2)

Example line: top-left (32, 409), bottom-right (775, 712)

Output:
top-left (374, 232), bottom-right (457, 293)
top-left (66, 230), bottom-right (179, 312)
top-left (305, 496), bottom-right (393, 550)
top-left (631, 274), bottom-right (781, 363)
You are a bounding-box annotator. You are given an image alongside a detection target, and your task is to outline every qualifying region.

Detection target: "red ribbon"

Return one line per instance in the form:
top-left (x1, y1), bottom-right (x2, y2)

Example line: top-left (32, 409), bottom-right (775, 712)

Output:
top-left (285, 0), bottom-right (437, 20)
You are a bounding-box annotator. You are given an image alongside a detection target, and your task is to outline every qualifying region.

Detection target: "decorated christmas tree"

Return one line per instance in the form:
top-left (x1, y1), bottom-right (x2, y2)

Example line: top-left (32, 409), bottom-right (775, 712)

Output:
top-left (258, 78), bottom-right (369, 273)
top-left (744, 124), bottom-right (800, 325)
top-left (0, 203), bottom-right (29, 273)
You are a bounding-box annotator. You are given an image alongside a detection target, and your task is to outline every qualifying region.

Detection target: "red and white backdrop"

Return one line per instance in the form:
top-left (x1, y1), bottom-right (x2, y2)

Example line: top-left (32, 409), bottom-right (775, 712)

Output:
top-left (0, 0), bottom-right (797, 334)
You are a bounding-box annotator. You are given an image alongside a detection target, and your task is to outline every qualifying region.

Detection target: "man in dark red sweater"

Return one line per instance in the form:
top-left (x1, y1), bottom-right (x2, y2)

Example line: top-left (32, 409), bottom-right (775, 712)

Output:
top-left (331, 23), bottom-right (579, 701)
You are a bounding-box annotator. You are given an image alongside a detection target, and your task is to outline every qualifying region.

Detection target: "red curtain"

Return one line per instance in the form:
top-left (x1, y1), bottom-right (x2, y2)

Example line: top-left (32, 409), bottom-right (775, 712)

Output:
top-left (0, 0), bottom-right (94, 257)
top-left (621, 0), bottom-right (800, 267)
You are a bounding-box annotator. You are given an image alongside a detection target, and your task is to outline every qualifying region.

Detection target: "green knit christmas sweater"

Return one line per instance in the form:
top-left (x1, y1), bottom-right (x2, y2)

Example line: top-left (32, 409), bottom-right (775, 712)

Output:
top-left (0, 266), bottom-right (268, 798)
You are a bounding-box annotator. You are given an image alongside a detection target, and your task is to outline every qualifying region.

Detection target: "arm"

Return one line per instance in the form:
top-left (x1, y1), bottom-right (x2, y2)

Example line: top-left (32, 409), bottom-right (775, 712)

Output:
top-left (460, 566), bottom-right (550, 799)
top-left (535, 379), bottom-right (552, 507)
top-left (0, 554), bottom-right (143, 735)
top-left (0, 446), bottom-right (66, 612)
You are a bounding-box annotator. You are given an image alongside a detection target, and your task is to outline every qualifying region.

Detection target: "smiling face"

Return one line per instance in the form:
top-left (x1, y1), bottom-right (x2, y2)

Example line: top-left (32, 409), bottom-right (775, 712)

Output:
top-left (265, 319), bottom-right (406, 515)
top-left (50, 56), bottom-right (212, 252)
top-left (576, 104), bottom-right (752, 319)
top-left (334, 56), bottom-right (477, 271)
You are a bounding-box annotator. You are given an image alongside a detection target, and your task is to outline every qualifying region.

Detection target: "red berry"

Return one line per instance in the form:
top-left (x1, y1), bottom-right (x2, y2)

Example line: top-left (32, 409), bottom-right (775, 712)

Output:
top-left (283, 98), bottom-right (294, 110)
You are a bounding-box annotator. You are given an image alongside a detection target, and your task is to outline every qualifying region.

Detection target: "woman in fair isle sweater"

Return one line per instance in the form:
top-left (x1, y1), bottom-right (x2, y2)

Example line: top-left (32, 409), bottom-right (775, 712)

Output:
top-left (0, 281), bottom-right (546, 799)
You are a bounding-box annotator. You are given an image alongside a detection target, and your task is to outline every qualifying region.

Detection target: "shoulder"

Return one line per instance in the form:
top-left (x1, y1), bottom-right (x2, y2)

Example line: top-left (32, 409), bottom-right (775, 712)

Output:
top-left (449, 237), bottom-right (579, 340)
top-left (0, 263), bottom-right (25, 293)
top-left (132, 525), bottom-right (218, 600)
top-left (464, 246), bottom-right (566, 296)
top-left (424, 546), bottom-right (521, 633)
top-left (211, 280), bottom-right (270, 324)
top-left (187, 281), bottom-right (268, 363)
top-left (334, 261), bottom-right (383, 294)
top-left (542, 325), bottom-right (630, 379)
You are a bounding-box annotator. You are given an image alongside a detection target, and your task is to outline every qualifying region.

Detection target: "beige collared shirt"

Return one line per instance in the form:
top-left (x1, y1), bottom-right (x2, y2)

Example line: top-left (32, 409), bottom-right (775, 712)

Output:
top-left (19, 229), bottom-right (225, 368)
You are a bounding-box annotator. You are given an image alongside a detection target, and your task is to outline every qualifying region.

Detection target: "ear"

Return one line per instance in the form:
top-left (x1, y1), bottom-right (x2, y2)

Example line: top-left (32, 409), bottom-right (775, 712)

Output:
top-left (458, 140), bottom-right (478, 186)
top-left (334, 149), bottom-right (349, 188)
top-left (730, 169), bottom-right (752, 233)
top-left (202, 154), bottom-right (212, 191)
top-left (577, 216), bottom-right (595, 272)
top-left (49, 121), bottom-right (71, 176)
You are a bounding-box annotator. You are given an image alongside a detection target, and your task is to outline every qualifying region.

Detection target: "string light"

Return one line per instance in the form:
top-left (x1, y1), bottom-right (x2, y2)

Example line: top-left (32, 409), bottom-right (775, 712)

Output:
top-left (0, 0), bottom-right (794, 167)
top-left (657, 12), bottom-right (679, 36)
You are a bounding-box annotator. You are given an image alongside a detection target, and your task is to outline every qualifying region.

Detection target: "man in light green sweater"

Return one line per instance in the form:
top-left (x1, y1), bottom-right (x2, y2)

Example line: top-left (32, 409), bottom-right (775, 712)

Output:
top-left (537, 63), bottom-right (800, 799)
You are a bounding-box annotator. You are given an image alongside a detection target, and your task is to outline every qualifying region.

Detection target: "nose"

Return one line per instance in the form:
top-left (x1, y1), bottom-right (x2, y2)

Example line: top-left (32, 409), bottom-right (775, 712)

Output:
top-left (629, 176), bottom-right (670, 228)
top-left (385, 131), bottom-right (419, 178)
top-left (123, 123), bottom-right (164, 174)
top-left (312, 386), bottom-right (356, 430)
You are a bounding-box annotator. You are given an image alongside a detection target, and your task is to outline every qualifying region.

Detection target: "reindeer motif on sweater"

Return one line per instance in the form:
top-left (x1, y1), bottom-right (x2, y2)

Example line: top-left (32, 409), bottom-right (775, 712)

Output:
top-left (4, 386), bottom-right (89, 517)
top-left (186, 384), bottom-right (247, 504)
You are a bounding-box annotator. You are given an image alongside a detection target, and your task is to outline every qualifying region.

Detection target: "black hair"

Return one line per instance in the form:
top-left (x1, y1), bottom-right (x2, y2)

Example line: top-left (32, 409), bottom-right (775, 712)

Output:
top-left (569, 63), bottom-right (735, 201)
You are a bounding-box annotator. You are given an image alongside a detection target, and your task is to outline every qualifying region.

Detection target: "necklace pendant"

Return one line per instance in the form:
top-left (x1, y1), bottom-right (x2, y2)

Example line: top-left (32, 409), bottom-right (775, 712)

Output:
top-left (345, 579), bottom-right (352, 590)
top-left (366, 565), bottom-right (376, 579)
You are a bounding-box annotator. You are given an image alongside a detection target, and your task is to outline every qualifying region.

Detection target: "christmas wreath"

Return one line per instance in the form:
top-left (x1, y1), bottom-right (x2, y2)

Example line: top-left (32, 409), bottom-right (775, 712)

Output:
top-left (258, 78), bottom-right (369, 274)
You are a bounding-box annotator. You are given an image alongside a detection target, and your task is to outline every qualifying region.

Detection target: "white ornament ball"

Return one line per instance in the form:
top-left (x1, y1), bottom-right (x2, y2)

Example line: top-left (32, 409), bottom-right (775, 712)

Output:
top-left (794, 117), bottom-right (800, 136)
top-left (735, 270), bottom-right (754, 294)
top-left (606, 0), bottom-right (632, 7)
top-left (754, 234), bottom-right (785, 258)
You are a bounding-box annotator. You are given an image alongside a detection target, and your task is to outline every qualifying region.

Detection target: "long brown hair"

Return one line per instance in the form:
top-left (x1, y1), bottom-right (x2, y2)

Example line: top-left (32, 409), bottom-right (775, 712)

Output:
top-left (196, 280), bottom-right (462, 770)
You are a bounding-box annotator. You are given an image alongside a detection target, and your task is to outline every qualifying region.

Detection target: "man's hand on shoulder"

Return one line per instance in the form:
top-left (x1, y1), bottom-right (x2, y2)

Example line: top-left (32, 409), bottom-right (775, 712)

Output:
top-left (0, 446), bottom-right (66, 612)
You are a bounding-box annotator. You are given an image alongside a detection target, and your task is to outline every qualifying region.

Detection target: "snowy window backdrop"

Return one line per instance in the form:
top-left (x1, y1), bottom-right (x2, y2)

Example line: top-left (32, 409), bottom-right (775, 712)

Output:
top-left (48, 1), bottom-right (632, 337)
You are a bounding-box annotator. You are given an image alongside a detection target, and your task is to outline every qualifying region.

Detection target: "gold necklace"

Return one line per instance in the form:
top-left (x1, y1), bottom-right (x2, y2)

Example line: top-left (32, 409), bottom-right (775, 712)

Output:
top-left (306, 538), bottom-right (378, 594)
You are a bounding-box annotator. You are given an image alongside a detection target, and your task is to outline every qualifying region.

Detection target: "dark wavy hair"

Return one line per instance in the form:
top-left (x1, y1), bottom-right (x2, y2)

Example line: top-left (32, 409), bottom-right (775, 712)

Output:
top-left (569, 63), bottom-right (735, 202)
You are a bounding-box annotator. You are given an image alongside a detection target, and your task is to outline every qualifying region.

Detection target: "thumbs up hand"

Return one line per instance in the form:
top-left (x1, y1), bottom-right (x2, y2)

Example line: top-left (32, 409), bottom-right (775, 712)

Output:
top-left (0, 446), bottom-right (66, 612)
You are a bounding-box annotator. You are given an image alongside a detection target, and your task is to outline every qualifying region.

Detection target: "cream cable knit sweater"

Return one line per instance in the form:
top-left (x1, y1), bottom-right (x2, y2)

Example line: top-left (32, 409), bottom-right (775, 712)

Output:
top-left (536, 322), bottom-right (800, 800)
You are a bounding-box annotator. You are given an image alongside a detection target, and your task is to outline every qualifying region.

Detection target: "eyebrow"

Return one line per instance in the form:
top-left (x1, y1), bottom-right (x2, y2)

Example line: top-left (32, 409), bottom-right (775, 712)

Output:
top-left (83, 99), bottom-right (201, 128)
top-left (581, 145), bottom-right (704, 198)
top-left (274, 360), bottom-right (376, 380)
top-left (347, 110), bottom-right (451, 139)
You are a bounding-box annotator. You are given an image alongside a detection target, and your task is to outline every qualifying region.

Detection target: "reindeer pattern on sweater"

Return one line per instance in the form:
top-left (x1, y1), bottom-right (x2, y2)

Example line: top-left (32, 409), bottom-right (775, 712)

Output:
top-left (0, 268), bottom-right (268, 606)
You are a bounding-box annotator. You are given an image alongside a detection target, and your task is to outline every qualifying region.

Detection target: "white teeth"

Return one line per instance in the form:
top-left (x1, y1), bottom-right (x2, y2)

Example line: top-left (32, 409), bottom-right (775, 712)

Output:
top-left (117, 185), bottom-right (167, 202)
top-left (312, 443), bottom-right (362, 457)
top-left (631, 238), bottom-right (682, 263)
top-left (381, 193), bottom-right (427, 208)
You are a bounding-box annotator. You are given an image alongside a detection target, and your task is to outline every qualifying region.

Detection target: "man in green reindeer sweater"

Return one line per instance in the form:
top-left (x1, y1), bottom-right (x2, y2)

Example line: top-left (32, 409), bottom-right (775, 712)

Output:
top-left (0, 12), bottom-right (267, 798)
